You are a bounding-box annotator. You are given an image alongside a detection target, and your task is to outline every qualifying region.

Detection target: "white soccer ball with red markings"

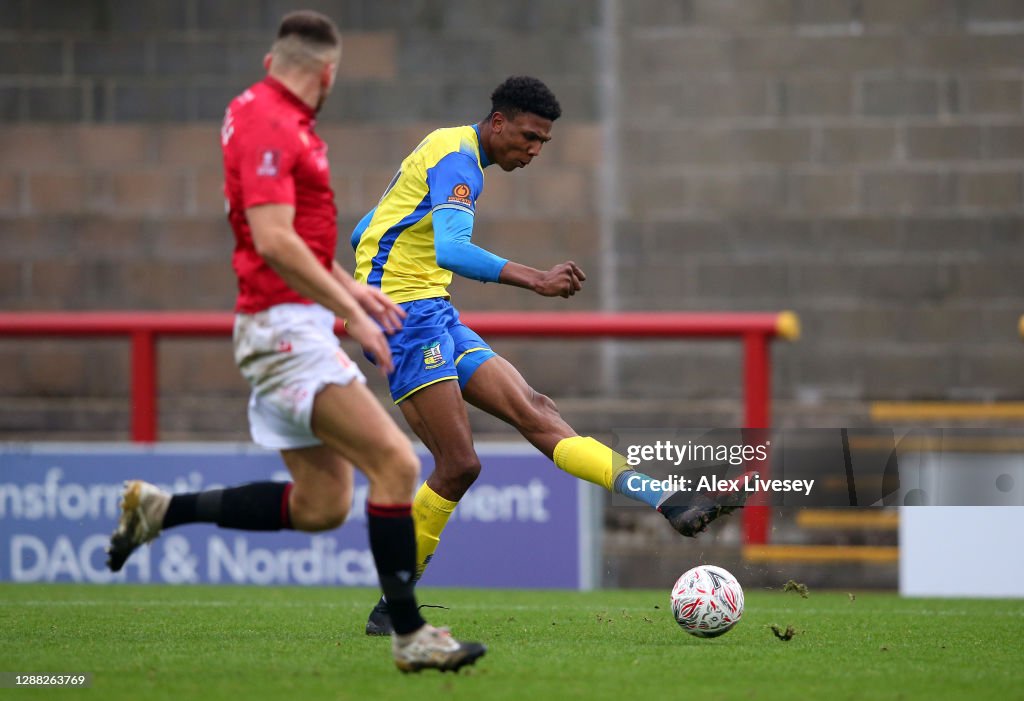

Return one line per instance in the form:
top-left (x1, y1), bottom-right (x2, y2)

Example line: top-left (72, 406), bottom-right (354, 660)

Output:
top-left (670, 565), bottom-right (744, 638)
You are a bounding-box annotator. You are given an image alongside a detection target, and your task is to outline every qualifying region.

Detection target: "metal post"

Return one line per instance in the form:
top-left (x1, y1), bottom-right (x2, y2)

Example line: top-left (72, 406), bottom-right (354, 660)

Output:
top-left (130, 330), bottom-right (157, 442)
top-left (742, 332), bottom-right (771, 544)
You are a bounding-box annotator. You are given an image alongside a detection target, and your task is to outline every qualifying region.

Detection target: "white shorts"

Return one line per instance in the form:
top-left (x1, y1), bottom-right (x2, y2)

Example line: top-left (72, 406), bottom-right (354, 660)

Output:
top-left (234, 303), bottom-right (366, 450)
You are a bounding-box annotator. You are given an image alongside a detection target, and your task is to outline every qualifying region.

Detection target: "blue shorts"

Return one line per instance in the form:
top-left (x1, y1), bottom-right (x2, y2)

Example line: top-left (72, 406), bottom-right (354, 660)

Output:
top-left (380, 298), bottom-right (496, 403)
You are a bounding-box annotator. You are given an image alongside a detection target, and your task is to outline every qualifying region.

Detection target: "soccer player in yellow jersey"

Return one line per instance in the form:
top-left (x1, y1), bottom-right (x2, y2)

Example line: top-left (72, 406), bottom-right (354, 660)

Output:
top-left (351, 76), bottom-right (744, 634)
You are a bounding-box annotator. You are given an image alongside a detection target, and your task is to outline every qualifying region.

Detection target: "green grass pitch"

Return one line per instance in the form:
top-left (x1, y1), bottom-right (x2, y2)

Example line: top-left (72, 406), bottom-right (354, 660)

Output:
top-left (2, 583), bottom-right (1022, 700)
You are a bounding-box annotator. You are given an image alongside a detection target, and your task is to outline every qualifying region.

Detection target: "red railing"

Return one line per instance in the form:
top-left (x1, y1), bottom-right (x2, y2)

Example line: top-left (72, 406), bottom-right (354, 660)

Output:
top-left (0, 310), bottom-right (799, 543)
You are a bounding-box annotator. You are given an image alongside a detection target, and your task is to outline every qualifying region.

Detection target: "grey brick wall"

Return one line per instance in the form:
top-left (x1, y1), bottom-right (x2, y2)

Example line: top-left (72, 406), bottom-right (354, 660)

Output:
top-left (1, 0), bottom-right (1023, 439)
top-left (616, 0), bottom-right (1024, 421)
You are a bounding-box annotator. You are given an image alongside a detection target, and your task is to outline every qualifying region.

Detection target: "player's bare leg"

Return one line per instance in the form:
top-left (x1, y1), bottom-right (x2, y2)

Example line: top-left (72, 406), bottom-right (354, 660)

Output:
top-left (106, 445), bottom-right (354, 572)
top-left (461, 355), bottom-right (571, 458)
top-left (311, 381), bottom-right (485, 671)
top-left (110, 381), bottom-right (484, 673)
top-left (279, 444), bottom-right (353, 531)
top-left (462, 356), bottom-right (747, 536)
top-left (365, 378), bottom-right (481, 636)
top-left (398, 380), bottom-right (483, 502)
top-left (107, 407), bottom-right (356, 573)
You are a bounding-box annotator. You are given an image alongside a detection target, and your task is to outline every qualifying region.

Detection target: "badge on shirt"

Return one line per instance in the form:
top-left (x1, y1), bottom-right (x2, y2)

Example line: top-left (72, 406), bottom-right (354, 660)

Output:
top-left (256, 150), bottom-right (279, 177)
top-left (448, 183), bottom-right (472, 207)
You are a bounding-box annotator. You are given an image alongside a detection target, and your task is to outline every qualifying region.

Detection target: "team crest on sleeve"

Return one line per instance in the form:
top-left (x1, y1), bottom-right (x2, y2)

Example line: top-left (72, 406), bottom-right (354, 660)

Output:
top-left (256, 150), bottom-right (279, 177)
top-left (422, 341), bottom-right (446, 369)
top-left (448, 183), bottom-right (472, 207)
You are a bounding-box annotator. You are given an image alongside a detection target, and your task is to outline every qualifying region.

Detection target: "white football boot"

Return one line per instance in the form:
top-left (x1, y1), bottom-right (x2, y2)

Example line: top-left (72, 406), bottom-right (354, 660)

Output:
top-left (392, 624), bottom-right (487, 673)
top-left (106, 480), bottom-right (171, 572)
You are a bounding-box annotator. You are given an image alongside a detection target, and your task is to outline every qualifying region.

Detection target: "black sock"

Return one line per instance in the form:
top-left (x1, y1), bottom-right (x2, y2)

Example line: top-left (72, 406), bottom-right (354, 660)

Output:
top-left (366, 502), bottom-right (425, 636)
top-left (162, 493), bottom-right (198, 529)
top-left (162, 482), bottom-right (293, 531)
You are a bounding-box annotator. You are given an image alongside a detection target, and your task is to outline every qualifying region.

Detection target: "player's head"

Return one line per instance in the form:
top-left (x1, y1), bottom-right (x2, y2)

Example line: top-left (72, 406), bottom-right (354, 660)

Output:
top-left (265, 10), bottom-right (342, 112)
top-left (483, 76), bottom-right (561, 172)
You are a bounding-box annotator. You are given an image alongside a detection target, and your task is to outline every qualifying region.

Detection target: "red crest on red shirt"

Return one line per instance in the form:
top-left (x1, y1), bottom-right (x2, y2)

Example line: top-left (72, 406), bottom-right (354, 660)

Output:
top-left (256, 150), bottom-right (279, 177)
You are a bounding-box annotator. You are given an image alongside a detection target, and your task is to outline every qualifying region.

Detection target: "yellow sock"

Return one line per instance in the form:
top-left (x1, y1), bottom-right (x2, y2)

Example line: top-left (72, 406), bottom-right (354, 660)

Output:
top-left (552, 436), bottom-right (630, 492)
top-left (412, 481), bottom-right (458, 581)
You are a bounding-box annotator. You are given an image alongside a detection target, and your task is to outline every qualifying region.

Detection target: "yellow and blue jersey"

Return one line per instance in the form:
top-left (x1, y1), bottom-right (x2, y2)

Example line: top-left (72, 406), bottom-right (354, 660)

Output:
top-left (351, 124), bottom-right (505, 303)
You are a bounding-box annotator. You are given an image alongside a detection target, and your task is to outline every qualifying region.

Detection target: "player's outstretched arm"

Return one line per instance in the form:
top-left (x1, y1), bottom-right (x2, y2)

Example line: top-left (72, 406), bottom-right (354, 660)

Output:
top-left (246, 203), bottom-right (394, 373)
top-left (431, 207), bottom-right (585, 298)
top-left (331, 261), bottom-right (406, 334)
top-left (499, 260), bottom-right (586, 298)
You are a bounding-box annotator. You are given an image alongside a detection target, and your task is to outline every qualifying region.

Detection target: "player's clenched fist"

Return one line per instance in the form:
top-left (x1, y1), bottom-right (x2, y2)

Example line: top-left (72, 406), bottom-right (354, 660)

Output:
top-left (534, 261), bottom-right (587, 298)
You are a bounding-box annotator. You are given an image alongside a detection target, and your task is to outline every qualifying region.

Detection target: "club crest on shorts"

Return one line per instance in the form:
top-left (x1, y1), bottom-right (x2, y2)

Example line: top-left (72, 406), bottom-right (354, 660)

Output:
top-left (422, 341), bottom-right (446, 369)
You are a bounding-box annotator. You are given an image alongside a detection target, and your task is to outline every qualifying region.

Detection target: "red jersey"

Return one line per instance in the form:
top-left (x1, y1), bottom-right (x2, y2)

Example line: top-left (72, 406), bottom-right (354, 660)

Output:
top-left (222, 76), bottom-right (337, 313)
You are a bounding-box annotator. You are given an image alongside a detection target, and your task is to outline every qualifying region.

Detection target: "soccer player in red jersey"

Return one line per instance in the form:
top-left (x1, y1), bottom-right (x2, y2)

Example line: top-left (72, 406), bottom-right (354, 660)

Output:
top-left (105, 10), bottom-right (484, 673)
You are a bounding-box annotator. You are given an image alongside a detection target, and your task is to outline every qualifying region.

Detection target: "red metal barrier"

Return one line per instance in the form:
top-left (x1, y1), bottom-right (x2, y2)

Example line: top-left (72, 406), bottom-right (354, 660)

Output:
top-left (0, 310), bottom-right (799, 543)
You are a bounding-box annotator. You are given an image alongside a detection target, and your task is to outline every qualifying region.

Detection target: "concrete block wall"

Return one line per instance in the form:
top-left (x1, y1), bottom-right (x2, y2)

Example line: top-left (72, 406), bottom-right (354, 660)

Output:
top-left (1, 0), bottom-right (1023, 439)
top-left (615, 0), bottom-right (1024, 422)
top-left (0, 0), bottom-right (602, 438)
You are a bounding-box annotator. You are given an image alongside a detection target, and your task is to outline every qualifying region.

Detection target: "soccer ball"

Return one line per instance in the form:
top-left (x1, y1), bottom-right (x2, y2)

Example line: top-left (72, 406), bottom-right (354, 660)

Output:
top-left (670, 565), bottom-right (744, 638)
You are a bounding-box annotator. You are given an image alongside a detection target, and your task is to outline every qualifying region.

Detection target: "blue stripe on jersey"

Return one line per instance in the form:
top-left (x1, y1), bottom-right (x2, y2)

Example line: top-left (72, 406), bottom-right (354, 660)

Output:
top-left (367, 193), bottom-right (431, 288)
top-left (350, 206), bottom-right (376, 251)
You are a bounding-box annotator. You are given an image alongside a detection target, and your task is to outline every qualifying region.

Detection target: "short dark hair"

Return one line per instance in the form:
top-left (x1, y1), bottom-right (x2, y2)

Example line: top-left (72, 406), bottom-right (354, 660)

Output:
top-left (277, 10), bottom-right (340, 48)
top-left (489, 76), bottom-right (562, 121)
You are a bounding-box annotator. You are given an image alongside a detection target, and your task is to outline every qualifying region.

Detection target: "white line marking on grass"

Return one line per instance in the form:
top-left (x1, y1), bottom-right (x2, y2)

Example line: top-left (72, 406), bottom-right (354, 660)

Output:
top-left (2, 601), bottom-right (1023, 618)
top-left (0, 600), bottom-right (361, 608)
top-left (732, 607), bottom-right (1024, 617)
